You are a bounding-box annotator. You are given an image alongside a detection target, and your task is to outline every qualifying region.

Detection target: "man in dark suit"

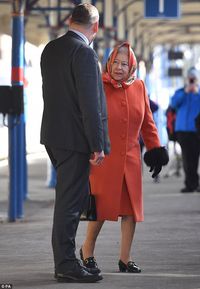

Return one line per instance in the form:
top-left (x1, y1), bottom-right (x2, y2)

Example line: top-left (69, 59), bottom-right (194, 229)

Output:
top-left (40, 3), bottom-right (110, 283)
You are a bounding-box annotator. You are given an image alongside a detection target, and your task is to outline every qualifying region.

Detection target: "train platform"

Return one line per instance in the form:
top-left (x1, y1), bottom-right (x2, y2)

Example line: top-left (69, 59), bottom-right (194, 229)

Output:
top-left (0, 152), bottom-right (200, 289)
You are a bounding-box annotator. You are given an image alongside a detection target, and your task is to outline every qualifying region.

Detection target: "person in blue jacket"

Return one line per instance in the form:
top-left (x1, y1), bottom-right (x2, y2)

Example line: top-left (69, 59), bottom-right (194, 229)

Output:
top-left (170, 67), bottom-right (200, 193)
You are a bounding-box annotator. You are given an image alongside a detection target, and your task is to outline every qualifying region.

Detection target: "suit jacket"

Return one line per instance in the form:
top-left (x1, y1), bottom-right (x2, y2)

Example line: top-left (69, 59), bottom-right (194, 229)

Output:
top-left (40, 31), bottom-right (110, 154)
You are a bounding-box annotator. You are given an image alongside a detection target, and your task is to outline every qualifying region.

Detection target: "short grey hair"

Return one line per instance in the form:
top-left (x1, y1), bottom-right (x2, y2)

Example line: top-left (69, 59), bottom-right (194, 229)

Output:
top-left (71, 3), bottom-right (99, 27)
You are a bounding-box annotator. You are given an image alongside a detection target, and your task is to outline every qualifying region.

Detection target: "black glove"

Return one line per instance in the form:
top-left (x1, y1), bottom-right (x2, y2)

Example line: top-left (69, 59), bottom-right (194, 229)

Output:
top-left (144, 147), bottom-right (169, 178)
top-left (149, 165), bottom-right (162, 178)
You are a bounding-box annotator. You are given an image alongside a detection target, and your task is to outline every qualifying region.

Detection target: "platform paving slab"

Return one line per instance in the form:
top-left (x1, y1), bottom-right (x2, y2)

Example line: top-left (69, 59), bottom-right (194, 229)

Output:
top-left (0, 155), bottom-right (200, 289)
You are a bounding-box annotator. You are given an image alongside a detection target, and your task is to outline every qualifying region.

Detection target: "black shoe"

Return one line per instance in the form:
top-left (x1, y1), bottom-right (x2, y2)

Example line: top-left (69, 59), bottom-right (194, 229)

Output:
top-left (54, 266), bottom-right (100, 278)
top-left (118, 260), bottom-right (141, 273)
top-left (180, 187), bottom-right (195, 193)
top-left (196, 187), bottom-right (200, 193)
top-left (80, 247), bottom-right (101, 274)
top-left (55, 260), bottom-right (103, 283)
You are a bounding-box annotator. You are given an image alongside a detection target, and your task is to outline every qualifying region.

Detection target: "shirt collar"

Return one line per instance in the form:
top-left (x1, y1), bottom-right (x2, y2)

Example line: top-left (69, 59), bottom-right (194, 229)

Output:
top-left (68, 28), bottom-right (90, 45)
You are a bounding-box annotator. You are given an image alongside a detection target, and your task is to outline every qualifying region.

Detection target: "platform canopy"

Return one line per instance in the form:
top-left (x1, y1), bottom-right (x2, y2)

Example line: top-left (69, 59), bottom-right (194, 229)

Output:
top-left (0, 0), bottom-right (200, 48)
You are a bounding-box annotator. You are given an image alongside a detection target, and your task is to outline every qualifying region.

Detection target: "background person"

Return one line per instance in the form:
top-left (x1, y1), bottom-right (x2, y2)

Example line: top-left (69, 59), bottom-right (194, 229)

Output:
top-left (40, 3), bottom-right (110, 283)
top-left (79, 42), bottom-right (168, 273)
top-left (170, 67), bottom-right (200, 193)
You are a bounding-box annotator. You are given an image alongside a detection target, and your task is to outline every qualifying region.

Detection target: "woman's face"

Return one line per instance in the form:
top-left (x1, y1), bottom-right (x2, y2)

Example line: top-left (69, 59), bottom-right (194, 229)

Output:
top-left (110, 52), bottom-right (129, 82)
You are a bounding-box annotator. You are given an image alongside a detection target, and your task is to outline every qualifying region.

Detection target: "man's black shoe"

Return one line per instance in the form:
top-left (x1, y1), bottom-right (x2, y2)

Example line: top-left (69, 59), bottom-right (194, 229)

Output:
top-left (56, 271), bottom-right (103, 283)
top-left (54, 263), bottom-right (100, 278)
top-left (54, 260), bottom-right (103, 283)
top-left (196, 187), bottom-right (200, 192)
top-left (180, 187), bottom-right (195, 193)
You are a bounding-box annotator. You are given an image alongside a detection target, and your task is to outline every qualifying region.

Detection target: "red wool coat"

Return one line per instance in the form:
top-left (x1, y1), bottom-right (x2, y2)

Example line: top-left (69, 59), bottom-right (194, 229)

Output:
top-left (90, 79), bottom-right (161, 222)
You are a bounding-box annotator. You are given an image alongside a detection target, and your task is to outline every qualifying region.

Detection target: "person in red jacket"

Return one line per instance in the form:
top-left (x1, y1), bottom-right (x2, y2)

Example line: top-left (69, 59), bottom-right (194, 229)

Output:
top-left (80, 42), bottom-right (168, 274)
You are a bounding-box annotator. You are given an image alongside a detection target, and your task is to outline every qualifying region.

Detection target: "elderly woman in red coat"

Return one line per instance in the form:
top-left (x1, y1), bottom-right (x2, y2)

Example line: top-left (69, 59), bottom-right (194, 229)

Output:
top-left (80, 42), bottom-right (168, 273)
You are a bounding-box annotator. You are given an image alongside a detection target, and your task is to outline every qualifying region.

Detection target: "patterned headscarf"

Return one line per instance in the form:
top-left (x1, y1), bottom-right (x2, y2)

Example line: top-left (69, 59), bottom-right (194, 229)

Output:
top-left (102, 42), bottom-right (137, 89)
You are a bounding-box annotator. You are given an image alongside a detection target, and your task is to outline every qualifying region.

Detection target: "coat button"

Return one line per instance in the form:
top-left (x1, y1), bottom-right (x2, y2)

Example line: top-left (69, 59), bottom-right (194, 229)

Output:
top-left (120, 151), bottom-right (126, 156)
top-left (121, 133), bottom-right (126, 139)
top-left (121, 101), bottom-right (126, 107)
top-left (123, 118), bottom-right (127, 123)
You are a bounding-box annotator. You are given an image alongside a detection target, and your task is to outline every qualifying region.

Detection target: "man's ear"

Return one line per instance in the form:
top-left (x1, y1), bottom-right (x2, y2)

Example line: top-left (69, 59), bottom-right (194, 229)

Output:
top-left (92, 21), bottom-right (99, 34)
top-left (68, 15), bottom-right (72, 25)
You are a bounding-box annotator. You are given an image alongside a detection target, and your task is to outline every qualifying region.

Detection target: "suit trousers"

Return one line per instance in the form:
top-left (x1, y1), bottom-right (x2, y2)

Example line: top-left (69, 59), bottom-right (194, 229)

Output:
top-left (176, 132), bottom-right (200, 190)
top-left (45, 146), bottom-right (90, 272)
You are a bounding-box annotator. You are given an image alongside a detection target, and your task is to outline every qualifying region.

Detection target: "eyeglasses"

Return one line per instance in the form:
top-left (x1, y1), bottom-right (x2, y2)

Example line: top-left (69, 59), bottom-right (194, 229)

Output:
top-left (112, 60), bottom-right (129, 68)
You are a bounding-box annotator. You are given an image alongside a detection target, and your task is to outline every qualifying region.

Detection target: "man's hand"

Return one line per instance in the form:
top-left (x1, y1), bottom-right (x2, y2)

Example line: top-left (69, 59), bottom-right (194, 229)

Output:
top-left (90, 151), bottom-right (105, 166)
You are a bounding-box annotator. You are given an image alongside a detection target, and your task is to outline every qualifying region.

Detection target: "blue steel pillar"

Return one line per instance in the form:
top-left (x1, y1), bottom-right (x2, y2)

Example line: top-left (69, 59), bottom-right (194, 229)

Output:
top-left (23, 76), bottom-right (28, 201)
top-left (8, 0), bottom-right (26, 221)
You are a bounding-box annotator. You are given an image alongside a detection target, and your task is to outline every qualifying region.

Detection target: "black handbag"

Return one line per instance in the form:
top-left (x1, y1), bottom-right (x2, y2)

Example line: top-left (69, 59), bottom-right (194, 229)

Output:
top-left (80, 186), bottom-right (97, 221)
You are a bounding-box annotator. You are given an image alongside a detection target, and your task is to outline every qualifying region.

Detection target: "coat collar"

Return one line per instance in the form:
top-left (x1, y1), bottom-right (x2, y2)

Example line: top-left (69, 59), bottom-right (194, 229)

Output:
top-left (66, 30), bottom-right (89, 45)
top-left (68, 28), bottom-right (89, 45)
